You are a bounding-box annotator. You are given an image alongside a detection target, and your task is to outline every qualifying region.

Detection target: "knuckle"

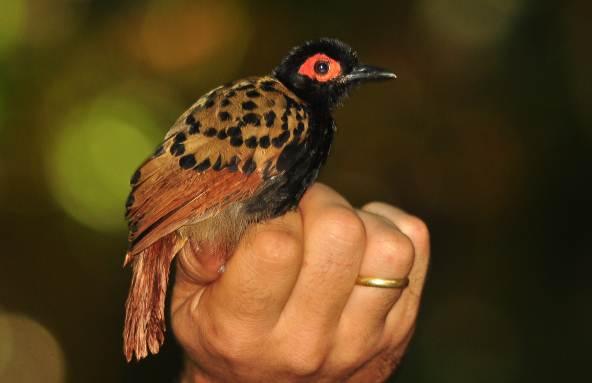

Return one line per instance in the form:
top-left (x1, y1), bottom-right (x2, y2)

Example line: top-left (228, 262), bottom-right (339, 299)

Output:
top-left (207, 321), bottom-right (253, 363)
top-left (330, 351), bottom-right (364, 376)
top-left (275, 330), bottom-right (329, 377)
top-left (328, 331), bottom-right (381, 376)
top-left (196, 300), bottom-right (270, 369)
top-left (252, 229), bottom-right (300, 266)
top-left (287, 356), bottom-right (324, 377)
top-left (400, 215), bottom-right (430, 248)
top-left (374, 230), bottom-right (415, 270)
top-left (361, 201), bottom-right (385, 211)
top-left (283, 344), bottom-right (326, 376)
top-left (199, 297), bottom-right (261, 361)
top-left (315, 206), bottom-right (366, 248)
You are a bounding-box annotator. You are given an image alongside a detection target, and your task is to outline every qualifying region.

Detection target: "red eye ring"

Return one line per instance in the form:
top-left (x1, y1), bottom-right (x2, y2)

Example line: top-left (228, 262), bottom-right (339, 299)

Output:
top-left (298, 53), bottom-right (342, 82)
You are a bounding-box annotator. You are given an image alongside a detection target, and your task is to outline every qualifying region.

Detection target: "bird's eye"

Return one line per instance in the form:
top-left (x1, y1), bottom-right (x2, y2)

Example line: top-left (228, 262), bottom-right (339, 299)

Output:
top-left (298, 54), bottom-right (341, 82)
top-left (314, 61), bottom-right (330, 75)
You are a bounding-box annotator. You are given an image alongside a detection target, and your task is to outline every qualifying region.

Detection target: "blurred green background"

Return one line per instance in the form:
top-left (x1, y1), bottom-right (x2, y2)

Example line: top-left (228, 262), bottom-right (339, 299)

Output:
top-left (0, 0), bottom-right (590, 382)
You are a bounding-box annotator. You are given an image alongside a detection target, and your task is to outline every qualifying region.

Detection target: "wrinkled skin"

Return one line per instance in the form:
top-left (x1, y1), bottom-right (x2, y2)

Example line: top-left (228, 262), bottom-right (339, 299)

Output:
top-left (171, 183), bottom-right (430, 383)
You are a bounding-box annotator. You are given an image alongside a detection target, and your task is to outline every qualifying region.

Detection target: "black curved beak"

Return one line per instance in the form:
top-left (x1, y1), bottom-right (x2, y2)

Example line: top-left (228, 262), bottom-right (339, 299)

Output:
top-left (344, 64), bottom-right (397, 84)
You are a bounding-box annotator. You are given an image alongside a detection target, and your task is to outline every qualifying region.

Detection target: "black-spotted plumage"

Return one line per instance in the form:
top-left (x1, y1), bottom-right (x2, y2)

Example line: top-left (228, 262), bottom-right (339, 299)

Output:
top-left (123, 38), bottom-right (396, 362)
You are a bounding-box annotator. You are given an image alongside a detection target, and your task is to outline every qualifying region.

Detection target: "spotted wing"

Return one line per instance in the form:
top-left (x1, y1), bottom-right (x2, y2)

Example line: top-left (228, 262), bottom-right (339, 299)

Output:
top-left (125, 76), bottom-right (311, 258)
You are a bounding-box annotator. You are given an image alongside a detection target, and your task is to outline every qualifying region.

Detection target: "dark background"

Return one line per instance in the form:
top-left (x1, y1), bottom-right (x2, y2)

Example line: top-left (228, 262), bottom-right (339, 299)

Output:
top-left (0, 0), bottom-right (590, 382)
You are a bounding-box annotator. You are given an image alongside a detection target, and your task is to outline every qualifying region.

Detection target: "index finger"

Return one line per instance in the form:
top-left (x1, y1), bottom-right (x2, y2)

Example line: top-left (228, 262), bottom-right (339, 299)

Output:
top-left (203, 209), bottom-right (305, 330)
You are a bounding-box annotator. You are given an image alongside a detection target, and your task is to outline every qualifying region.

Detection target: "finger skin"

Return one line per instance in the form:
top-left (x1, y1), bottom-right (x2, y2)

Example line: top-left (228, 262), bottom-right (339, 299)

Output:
top-left (172, 187), bottom-right (430, 383)
top-left (339, 203), bottom-right (430, 383)
top-left (274, 184), bottom-right (366, 357)
top-left (350, 210), bottom-right (415, 314)
top-left (330, 209), bottom-right (415, 370)
top-left (205, 209), bottom-right (305, 328)
top-left (171, 209), bottom-right (305, 371)
top-left (362, 202), bottom-right (430, 346)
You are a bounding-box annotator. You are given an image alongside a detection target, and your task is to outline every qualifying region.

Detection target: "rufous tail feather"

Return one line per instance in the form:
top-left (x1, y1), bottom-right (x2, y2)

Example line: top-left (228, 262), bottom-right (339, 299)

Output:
top-left (123, 232), bottom-right (185, 362)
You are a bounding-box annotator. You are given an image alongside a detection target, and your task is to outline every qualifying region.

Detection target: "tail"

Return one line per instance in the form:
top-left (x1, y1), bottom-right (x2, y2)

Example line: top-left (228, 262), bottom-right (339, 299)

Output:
top-left (123, 232), bottom-right (186, 362)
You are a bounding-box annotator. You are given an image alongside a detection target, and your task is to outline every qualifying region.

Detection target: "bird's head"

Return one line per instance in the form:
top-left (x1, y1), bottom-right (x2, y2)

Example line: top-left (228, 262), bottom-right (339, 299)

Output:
top-left (272, 38), bottom-right (396, 110)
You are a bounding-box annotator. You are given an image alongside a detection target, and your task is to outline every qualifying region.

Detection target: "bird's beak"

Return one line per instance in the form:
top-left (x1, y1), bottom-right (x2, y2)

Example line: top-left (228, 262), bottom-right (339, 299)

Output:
top-left (343, 64), bottom-right (397, 84)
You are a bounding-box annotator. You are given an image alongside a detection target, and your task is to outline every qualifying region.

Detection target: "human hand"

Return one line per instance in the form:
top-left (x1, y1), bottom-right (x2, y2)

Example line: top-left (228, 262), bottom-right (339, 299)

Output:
top-left (171, 183), bottom-right (430, 382)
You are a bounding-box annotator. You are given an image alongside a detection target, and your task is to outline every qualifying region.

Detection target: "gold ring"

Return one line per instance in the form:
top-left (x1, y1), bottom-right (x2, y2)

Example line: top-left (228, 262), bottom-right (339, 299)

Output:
top-left (355, 276), bottom-right (409, 289)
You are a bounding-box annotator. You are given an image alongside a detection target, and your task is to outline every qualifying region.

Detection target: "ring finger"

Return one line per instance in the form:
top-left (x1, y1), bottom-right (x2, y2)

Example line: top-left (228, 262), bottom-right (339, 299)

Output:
top-left (337, 210), bottom-right (415, 342)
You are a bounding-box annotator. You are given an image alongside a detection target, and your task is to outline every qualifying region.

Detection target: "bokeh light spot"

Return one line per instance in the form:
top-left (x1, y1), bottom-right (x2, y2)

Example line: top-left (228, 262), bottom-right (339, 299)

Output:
top-left (0, 311), bottom-right (65, 383)
top-left (127, 0), bottom-right (251, 73)
top-left (0, 0), bottom-right (26, 55)
top-left (47, 95), bottom-right (161, 233)
top-left (418, 0), bottom-right (525, 47)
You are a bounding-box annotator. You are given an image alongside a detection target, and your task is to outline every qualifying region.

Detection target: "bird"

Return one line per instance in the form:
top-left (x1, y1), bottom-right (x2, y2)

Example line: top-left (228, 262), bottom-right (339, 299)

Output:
top-left (123, 38), bottom-right (396, 362)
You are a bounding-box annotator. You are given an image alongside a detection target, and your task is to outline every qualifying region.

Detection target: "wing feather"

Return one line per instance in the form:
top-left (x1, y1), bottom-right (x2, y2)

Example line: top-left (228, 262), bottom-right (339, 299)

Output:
top-left (125, 76), bottom-right (311, 258)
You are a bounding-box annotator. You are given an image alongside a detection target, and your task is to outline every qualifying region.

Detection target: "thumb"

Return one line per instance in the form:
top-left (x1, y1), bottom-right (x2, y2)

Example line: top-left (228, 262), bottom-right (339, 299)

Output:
top-left (171, 237), bottom-right (228, 316)
top-left (176, 237), bottom-right (229, 286)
